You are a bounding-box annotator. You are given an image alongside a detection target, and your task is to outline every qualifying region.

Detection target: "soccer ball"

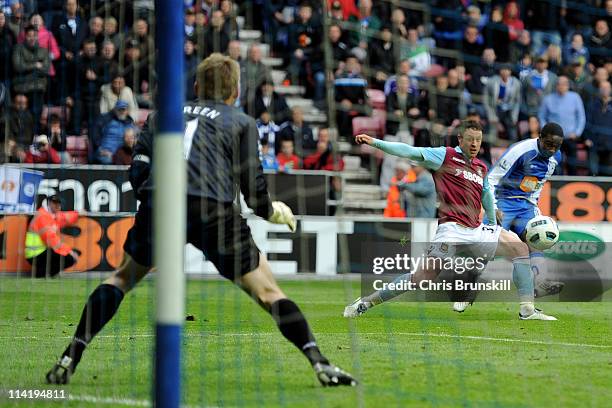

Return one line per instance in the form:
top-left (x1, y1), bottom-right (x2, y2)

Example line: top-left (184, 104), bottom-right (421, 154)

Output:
top-left (525, 215), bottom-right (559, 251)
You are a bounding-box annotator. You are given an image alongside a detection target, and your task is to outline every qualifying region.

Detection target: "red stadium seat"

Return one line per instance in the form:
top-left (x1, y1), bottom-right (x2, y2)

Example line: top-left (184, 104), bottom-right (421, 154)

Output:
top-left (352, 116), bottom-right (383, 139)
top-left (66, 136), bottom-right (89, 164)
top-left (367, 89), bottom-right (386, 110)
top-left (40, 105), bottom-right (71, 129)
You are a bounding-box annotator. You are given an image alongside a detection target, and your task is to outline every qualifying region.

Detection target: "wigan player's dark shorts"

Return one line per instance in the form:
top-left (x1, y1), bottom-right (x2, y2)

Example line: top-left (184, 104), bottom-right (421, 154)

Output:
top-left (124, 194), bottom-right (261, 280)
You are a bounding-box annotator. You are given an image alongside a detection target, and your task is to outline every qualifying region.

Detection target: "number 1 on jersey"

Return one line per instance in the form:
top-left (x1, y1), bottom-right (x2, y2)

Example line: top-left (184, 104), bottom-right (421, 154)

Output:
top-left (184, 118), bottom-right (198, 159)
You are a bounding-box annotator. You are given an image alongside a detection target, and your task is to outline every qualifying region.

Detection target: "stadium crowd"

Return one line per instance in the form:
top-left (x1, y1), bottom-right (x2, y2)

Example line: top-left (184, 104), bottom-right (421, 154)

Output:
top-left (0, 0), bottom-right (610, 184)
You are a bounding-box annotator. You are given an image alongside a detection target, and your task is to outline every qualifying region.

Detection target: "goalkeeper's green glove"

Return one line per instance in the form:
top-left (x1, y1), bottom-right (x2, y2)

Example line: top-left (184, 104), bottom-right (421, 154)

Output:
top-left (268, 201), bottom-right (296, 232)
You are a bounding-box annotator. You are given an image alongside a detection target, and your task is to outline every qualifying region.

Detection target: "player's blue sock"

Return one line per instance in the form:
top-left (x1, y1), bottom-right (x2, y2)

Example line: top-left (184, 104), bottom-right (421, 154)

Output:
top-left (529, 251), bottom-right (547, 280)
top-left (512, 257), bottom-right (534, 303)
top-left (375, 272), bottom-right (413, 303)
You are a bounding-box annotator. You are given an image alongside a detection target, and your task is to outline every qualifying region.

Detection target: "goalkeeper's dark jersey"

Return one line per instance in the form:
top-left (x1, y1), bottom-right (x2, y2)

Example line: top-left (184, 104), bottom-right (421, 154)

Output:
top-left (131, 99), bottom-right (273, 219)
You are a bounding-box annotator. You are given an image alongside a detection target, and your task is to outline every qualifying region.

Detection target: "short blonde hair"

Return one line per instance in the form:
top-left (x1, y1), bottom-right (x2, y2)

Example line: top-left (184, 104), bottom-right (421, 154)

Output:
top-left (197, 53), bottom-right (239, 101)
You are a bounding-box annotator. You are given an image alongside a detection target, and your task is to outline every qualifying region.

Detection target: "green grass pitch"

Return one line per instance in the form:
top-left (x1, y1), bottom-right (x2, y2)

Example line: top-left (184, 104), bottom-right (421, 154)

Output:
top-left (1, 277), bottom-right (611, 407)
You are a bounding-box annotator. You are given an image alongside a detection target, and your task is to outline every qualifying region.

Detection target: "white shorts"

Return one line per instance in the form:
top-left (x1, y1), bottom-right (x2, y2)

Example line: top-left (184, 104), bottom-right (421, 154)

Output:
top-left (428, 222), bottom-right (502, 264)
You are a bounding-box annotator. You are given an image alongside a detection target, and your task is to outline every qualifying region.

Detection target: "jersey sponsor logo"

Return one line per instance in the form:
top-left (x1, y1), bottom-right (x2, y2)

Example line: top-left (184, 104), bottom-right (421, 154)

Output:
top-left (451, 156), bottom-right (466, 164)
top-left (519, 176), bottom-right (539, 192)
top-left (454, 168), bottom-right (484, 186)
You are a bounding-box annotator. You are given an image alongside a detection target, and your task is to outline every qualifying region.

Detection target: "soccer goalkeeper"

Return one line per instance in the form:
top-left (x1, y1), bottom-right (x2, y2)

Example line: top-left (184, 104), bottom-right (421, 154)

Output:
top-left (46, 53), bottom-right (356, 387)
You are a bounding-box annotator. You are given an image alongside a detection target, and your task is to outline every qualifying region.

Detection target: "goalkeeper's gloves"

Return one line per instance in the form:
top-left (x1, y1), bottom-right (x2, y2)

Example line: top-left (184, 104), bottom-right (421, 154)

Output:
top-left (268, 201), bottom-right (296, 232)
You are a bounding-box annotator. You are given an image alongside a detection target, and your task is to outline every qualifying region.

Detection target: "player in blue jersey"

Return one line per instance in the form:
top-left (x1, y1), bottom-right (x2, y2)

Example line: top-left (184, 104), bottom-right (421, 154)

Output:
top-left (453, 122), bottom-right (565, 313)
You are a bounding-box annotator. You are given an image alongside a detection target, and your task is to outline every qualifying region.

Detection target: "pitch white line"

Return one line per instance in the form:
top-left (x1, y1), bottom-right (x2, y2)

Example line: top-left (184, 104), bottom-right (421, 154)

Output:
top-left (3, 332), bottom-right (611, 349)
top-left (67, 394), bottom-right (210, 408)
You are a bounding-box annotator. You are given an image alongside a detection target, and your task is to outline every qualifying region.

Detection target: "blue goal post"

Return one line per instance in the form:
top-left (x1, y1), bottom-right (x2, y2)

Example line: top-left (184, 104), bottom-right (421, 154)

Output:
top-left (153, 1), bottom-right (185, 407)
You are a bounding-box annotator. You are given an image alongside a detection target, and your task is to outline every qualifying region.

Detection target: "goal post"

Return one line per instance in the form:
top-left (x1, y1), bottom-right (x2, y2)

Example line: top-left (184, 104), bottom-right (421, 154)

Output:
top-left (153, 1), bottom-right (185, 407)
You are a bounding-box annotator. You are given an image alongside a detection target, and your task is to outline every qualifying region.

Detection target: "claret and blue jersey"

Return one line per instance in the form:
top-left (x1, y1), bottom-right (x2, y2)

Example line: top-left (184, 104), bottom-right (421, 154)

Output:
top-left (488, 138), bottom-right (562, 236)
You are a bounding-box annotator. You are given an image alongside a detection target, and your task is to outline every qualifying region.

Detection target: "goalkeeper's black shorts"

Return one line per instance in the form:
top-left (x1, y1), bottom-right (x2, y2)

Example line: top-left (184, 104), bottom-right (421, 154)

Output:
top-left (124, 194), bottom-right (261, 280)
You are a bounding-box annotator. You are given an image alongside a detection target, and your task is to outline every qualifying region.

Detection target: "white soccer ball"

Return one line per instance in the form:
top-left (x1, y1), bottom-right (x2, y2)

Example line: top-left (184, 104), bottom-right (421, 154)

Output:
top-left (525, 215), bottom-right (559, 251)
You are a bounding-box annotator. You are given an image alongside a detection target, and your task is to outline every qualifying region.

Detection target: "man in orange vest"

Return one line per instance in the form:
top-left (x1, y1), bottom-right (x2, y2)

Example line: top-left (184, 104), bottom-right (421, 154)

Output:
top-left (25, 195), bottom-right (79, 278)
top-left (383, 161), bottom-right (414, 218)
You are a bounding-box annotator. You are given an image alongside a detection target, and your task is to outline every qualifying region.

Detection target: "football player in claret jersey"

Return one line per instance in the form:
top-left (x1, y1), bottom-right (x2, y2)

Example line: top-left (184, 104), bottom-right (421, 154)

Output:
top-left (452, 122), bottom-right (564, 313)
top-left (46, 54), bottom-right (357, 387)
top-left (344, 120), bottom-right (556, 320)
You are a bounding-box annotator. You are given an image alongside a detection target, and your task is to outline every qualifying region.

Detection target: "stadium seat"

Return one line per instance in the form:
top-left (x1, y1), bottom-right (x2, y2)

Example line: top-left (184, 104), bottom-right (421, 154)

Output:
top-left (352, 116), bottom-right (383, 139)
top-left (40, 105), bottom-right (70, 129)
top-left (367, 89), bottom-right (386, 110)
top-left (66, 136), bottom-right (89, 164)
top-left (371, 109), bottom-right (387, 136)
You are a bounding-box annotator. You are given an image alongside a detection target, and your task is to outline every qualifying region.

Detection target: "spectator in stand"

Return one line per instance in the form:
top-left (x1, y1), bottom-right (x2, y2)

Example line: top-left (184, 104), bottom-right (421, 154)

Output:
top-left (383, 59), bottom-right (410, 96)
top-left (184, 7), bottom-right (196, 42)
top-left (386, 74), bottom-right (420, 137)
top-left (484, 64), bottom-right (521, 142)
top-left (227, 39), bottom-right (241, 62)
top-left (46, 113), bottom-right (71, 163)
top-left (219, 0), bottom-right (239, 40)
top-left (327, 0), bottom-right (359, 21)
top-left (184, 39), bottom-right (197, 101)
top-left (277, 138), bottom-right (300, 172)
top-left (91, 99), bottom-right (135, 164)
top-left (503, 1), bottom-right (524, 41)
top-left (398, 164), bottom-right (436, 218)
top-left (347, 0), bottom-right (381, 53)
top-left (466, 5), bottom-right (486, 31)
top-left (246, 79), bottom-right (290, 125)
top-left (483, 5), bottom-right (510, 63)
top-left (51, 0), bottom-right (88, 102)
top-left (583, 66), bottom-right (609, 102)
top-left (585, 80), bottom-right (612, 175)
top-left (568, 59), bottom-right (592, 98)
top-left (259, 138), bottom-right (279, 171)
top-left (256, 110), bottom-right (281, 156)
top-left (303, 128), bottom-right (345, 171)
top-left (240, 43), bottom-right (271, 108)
top-left (516, 53), bottom-right (533, 81)
top-left (539, 76), bottom-right (586, 175)
top-left (25, 134), bottom-right (61, 164)
top-left (3, 93), bottom-right (33, 162)
top-left (7, 1), bottom-right (24, 38)
top-left (18, 14), bottom-right (60, 79)
top-left (461, 24), bottom-right (484, 75)
top-left (123, 38), bottom-right (151, 108)
top-left (99, 72), bottom-right (138, 120)
top-left (126, 18), bottom-right (153, 63)
top-left (103, 17), bottom-right (119, 50)
top-left (334, 54), bottom-right (367, 139)
top-left (329, 24), bottom-right (349, 74)
top-left (277, 106), bottom-right (316, 157)
top-left (521, 115), bottom-right (541, 140)
top-left (0, 11), bottom-right (15, 84)
top-left (521, 55), bottom-right (557, 117)
top-left (428, 74), bottom-right (460, 127)
top-left (88, 16), bottom-right (104, 52)
top-left (564, 33), bottom-right (590, 67)
top-left (390, 7), bottom-right (408, 39)
top-left (543, 44), bottom-right (563, 74)
top-left (197, 9), bottom-right (229, 59)
top-left (99, 40), bottom-right (118, 84)
top-left (589, 19), bottom-right (612, 68)
top-left (383, 161), bottom-right (410, 218)
top-left (75, 37), bottom-right (102, 135)
top-left (288, 3), bottom-right (324, 103)
top-left (465, 48), bottom-right (497, 99)
top-left (524, 0), bottom-right (562, 54)
top-left (403, 28), bottom-right (432, 79)
top-left (112, 127), bottom-right (136, 165)
top-left (509, 30), bottom-right (532, 67)
top-left (369, 25), bottom-right (396, 90)
top-left (12, 24), bottom-right (50, 133)
top-left (431, 0), bottom-right (466, 53)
